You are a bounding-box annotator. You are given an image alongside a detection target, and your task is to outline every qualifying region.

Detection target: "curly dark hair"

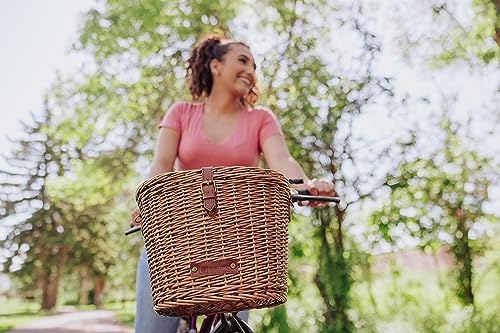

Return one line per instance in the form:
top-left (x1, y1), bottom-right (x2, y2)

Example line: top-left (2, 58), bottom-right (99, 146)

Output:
top-left (186, 35), bottom-right (259, 107)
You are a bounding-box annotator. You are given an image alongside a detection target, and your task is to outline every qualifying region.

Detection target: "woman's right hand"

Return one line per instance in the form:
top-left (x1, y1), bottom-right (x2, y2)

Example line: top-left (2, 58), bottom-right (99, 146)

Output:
top-left (130, 207), bottom-right (141, 227)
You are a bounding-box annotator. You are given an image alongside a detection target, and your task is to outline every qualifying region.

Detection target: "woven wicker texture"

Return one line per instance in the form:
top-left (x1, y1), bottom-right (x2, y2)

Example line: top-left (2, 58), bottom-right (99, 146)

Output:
top-left (135, 166), bottom-right (291, 317)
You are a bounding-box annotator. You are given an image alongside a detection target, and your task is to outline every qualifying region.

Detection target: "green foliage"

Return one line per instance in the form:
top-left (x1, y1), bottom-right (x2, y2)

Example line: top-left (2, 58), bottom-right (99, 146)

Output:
top-left (10, 1), bottom-right (498, 332)
top-left (433, 0), bottom-right (500, 65)
top-left (0, 88), bottom-right (140, 308)
top-left (369, 119), bottom-right (499, 306)
top-left (72, 0), bottom-right (245, 155)
top-left (256, 305), bottom-right (291, 333)
top-left (350, 239), bottom-right (500, 332)
top-left (67, 0), bottom-right (392, 331)
top-left (0, 101), bottom-right (72, 308)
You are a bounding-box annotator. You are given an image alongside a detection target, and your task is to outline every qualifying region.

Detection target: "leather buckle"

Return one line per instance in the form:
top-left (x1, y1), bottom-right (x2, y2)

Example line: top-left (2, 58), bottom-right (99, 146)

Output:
top-left (201, 167), bottom-right (217, 217)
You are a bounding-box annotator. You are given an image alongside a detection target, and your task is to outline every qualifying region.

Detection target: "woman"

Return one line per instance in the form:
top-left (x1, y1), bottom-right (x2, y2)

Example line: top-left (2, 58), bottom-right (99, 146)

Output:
top-left (132, 35), bottom-right (335, 332)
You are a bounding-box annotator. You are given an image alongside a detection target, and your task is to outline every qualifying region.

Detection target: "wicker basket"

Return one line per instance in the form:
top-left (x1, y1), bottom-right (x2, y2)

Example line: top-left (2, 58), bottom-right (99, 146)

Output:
top-left (135, 166), bottom-right (291, 317)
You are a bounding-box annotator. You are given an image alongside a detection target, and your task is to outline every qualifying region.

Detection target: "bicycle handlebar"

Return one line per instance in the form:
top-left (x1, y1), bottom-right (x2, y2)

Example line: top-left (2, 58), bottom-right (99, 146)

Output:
top-left (125, 225), bottom-right (142, 235)
top-left (292, 190), bottom-right (340, 203)
top-left (124, 179), bottom-right (339, 235)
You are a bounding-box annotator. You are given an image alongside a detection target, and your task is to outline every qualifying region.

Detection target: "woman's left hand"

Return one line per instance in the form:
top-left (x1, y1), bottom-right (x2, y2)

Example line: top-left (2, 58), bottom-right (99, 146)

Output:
top-left (306, 178), bottom-right (336, 207)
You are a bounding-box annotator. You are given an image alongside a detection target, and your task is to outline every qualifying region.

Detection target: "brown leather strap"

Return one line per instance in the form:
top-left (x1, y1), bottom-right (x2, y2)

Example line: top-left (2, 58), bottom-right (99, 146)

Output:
top-left (201, 167), bottom-right (217, 217)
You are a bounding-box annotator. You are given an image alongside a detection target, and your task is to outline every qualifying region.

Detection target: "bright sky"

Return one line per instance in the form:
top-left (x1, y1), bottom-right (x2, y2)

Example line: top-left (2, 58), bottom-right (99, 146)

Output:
top-left (0, 0), bottom-right (95, 157)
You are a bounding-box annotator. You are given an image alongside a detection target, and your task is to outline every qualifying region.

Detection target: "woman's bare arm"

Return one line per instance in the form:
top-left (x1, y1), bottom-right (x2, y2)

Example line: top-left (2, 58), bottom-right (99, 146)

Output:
top-left (261, 135), bottom-right (335, 198)
top-left (147, 127), bottom-right (180, 177)
top-left (131, 127), bottom-right (180, 225)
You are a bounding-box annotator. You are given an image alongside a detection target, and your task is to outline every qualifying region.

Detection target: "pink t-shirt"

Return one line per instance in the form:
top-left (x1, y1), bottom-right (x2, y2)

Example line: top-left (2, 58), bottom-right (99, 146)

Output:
top-left (159, 102), bottom-right (283, 170)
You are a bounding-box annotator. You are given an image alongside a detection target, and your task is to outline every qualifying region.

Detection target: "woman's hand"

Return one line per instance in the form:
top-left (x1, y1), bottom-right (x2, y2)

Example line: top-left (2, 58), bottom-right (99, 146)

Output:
top-left (305, 178), bottom-right (336, 207)
top-left (130, 207), bottom-right (141, 227)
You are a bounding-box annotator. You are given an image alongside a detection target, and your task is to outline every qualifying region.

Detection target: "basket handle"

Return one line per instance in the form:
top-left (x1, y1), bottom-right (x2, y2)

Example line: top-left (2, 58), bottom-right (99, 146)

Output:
top-left (201, 167), bottom-right (218, 217)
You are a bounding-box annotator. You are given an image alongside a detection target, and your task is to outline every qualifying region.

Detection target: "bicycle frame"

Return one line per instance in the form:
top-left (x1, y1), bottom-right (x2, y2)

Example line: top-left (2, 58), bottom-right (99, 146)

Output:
top-left (185, 313), bottom-right (252, 333)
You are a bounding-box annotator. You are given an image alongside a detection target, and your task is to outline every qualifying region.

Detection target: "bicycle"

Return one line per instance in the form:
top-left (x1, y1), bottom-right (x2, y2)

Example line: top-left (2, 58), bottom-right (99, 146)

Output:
top-left (125, 167), bottom-right (339, 333)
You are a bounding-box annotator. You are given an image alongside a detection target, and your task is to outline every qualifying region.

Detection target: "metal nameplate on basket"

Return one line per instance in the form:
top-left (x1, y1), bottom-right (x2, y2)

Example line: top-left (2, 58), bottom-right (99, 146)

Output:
top-left (190, 258), bottom-right (238, 277)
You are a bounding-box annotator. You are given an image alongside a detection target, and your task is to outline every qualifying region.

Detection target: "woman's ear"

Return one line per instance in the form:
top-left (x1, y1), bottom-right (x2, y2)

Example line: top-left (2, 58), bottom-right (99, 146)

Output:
top-left (210, 59), bottom-right (221, 76)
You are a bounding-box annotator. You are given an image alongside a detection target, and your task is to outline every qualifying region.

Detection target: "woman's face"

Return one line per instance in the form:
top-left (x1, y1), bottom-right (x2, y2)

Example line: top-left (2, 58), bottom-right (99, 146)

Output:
top-left (212, 43), bottom-right (256, 98)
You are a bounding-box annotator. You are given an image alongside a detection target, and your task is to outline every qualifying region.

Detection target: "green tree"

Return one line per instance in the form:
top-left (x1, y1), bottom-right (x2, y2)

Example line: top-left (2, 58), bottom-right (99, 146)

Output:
top-left (45, 154), bottom-right (135, 306)
top-left (391, 0), bottom-right (500, 65)
top-left (6, 0), bottom-right (396, 327)
top-left (249, 1), bottom-right (394, 331)
top-left (73, 0), bottom-right (244, 153)
top-left (0, 99), bottom-right (70, 309)
top-left (36, 0), bottom-right (245, 308)
top-left (370, 117), bottom-right (498, 306)
top-left (432, 0), bottom-right (500, 64)
top-left (0, 85), bottom-right (138, 309)
top-left (72, 1), bottom-right (395, 331)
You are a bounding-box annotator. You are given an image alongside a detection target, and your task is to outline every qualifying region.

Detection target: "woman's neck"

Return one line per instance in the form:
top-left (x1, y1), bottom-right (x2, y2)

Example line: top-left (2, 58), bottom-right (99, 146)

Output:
top-left (204, 90), bottom-right (241, 115)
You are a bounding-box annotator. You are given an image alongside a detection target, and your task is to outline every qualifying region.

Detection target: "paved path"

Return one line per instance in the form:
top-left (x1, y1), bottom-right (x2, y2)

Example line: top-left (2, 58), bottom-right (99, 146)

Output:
top-left (7, 309), bottom-right (133, 333)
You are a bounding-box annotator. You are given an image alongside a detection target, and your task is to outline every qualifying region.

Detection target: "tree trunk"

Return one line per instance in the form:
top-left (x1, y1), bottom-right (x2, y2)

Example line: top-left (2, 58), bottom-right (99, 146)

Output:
top-left (40, 271), bottom-right (59, 309)
top-left (314, 207), bottom-right (353, 333)
top-left (493, 0), bottom-right (500, 46)
top-left (40, 245), bottom-right (68, 310)
top-left (41, 271), bottom-right (59, 310)
top-left (452, 212), bottom-right (475, 306)
top-left (93, 275), bottom-right (106, 308)
top-left (41, 272), bottom-right (52, 310)
top-left (47, 277), bottom-right (58, 309)
top-left (363, 256), bottom-right (378, 313)
top-left (79, 264), bottom-right (90, 305)
top-left (333, 207), bottom-right (351, 329)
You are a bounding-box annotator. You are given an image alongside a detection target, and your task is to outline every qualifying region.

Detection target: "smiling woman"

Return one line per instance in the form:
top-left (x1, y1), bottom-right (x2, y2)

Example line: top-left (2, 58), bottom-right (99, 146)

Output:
top-left (129, 34), bottom-right (335, 333)
top-left (186, 38), bottom-right (258, 107)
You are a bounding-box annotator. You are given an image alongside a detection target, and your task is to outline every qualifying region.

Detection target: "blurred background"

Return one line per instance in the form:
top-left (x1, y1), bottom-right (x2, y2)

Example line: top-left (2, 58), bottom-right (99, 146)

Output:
top-left (0, 0), bottom-right (499, 332)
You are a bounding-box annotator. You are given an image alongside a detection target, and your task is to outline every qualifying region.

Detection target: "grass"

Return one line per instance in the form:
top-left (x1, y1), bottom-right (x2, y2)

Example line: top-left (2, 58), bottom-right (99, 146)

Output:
top-left (0, 298), bottom-right (136, 332)
top-left (2, 238), bottom-right (497, 332)
top-left (0, 298), bottom-right (53, 333)
top-left (102, 301), bottom-right (135, 327)
top-left (348, 247), bottom-right (500, 333)
top-left (68, 301), bottom-right (135, 327)
top-left (110, 308), bottom-right (135, 327)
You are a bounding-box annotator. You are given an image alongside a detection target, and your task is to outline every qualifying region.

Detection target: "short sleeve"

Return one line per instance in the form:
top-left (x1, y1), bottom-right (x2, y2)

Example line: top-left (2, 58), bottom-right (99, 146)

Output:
top-left (259, 107), bottom-right (283, 143)
top-left (159, 102), bottom-right (185, 130)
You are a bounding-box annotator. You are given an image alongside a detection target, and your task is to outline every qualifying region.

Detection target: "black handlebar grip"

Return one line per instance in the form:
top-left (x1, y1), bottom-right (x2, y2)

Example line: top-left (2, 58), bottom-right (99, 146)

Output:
top-left (124, 225), bottom-right (141, 235)
top-left (292, 190), bottom-right (340, 203)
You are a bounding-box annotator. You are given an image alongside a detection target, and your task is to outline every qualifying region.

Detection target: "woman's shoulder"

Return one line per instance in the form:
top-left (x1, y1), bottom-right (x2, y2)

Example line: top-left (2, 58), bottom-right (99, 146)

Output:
top-left (166, 101), bottom-right (203, 120)
top-left (169, 101), bottom-right (203, 112)
top-left (245, 105), bottom-right (283, 136)
top-left (161, 101), bottom-right (202, 126)
top-left (246, 105), bottom-right (276, 117)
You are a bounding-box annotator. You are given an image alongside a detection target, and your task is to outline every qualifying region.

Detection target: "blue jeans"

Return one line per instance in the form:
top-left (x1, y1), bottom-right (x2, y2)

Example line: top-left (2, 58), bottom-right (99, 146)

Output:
top-left (135, 248), bottom-right (248, 333)
top-left (135, 248), bottom-right (180, 332)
